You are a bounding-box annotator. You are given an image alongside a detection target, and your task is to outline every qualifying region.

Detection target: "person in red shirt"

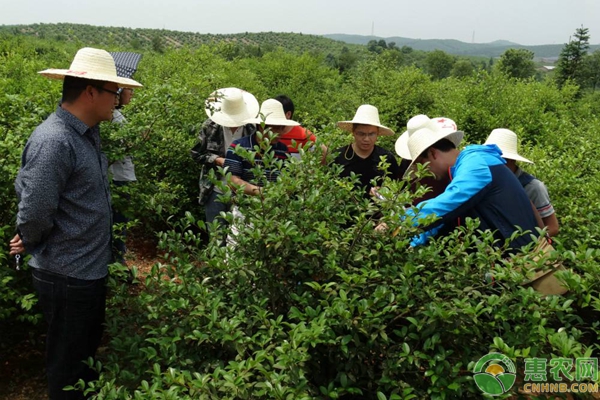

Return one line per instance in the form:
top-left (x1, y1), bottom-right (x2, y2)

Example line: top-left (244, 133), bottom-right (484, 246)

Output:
top-left (274, 95), bottom-right (317, 159)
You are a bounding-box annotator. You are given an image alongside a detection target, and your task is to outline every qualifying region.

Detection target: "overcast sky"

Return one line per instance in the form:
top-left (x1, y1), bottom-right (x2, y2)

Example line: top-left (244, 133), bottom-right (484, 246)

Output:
top-left (1, 0), bottom-right (599, 46)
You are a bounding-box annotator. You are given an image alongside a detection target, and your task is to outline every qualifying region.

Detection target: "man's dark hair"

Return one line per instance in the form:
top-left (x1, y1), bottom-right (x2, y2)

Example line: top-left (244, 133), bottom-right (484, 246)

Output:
top-left (62, 76), bottom-right (107, 103)
top-left (419, 138), bottom-right (456, 158)
top-left (274, 95), bottom-right (294, 118)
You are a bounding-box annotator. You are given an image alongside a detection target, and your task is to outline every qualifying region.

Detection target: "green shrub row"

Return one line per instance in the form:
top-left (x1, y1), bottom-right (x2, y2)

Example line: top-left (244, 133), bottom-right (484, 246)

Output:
top-left (1, 34), bottom-right (600, 398)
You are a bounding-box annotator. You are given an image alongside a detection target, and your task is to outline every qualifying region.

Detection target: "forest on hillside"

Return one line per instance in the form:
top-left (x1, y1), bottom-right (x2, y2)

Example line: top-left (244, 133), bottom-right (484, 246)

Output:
top-left (1, 24), bottom-right (600, 399)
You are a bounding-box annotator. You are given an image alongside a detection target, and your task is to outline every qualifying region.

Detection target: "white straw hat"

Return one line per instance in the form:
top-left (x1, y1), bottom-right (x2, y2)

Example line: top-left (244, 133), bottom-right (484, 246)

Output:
top-left (400, 118), bottom-right (465, 177)
top-left (484, 128), bottom-right (533, 164)
top-left (205, 87), bottom-right (259, 128)
top-left (396, 116), bottom-right (463, 159)
top-left (244, 99), bottom-right (300, 126)
top-left (337, 104), bottom-right (394, 136)
top-left (38, 47), bottom-right (142, 88)
top-left (395, 114), bottom-right (431, 158)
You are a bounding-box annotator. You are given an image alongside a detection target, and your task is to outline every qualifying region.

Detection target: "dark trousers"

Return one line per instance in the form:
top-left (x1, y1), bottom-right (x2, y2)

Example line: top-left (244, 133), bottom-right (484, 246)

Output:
top-left (204, 190), bottom-right (231, 246)
top-left (32, 268), bottom-right (107, 400)
top-left (204, 189), bottom-right (230, 227)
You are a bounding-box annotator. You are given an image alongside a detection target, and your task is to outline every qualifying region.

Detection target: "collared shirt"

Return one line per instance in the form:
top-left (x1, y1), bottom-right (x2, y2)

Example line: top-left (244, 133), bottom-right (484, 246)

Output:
top-left (15, 106), bottom-right (113, 279)
top-left (515, 167), bottom-right (555, 218)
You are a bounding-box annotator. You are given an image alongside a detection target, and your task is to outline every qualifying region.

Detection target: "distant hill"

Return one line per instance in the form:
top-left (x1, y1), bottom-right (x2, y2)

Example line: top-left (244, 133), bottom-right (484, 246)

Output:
top-left (324, 34), bottom-right (600, 59)
top-left (0, 23), bottom-right (366, 57)
top-left (3, 24), bottom-right (598, 61)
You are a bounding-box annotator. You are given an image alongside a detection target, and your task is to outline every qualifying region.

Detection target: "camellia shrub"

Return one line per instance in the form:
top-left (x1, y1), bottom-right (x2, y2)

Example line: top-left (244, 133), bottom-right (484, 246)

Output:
top-left (1, 33), bottom-right (600, 400)
top-left (87, 140), bottom-right (598, 399)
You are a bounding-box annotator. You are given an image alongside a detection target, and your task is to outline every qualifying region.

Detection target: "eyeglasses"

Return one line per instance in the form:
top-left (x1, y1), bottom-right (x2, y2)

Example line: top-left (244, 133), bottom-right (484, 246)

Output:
top-left (354, 131), bottom-right (378, 138)
top-left (96, 86), bottom-right (120, 98)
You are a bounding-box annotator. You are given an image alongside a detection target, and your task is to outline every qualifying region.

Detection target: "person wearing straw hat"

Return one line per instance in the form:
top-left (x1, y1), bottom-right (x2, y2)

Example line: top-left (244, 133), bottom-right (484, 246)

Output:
top-left (224, 99), bottom-right (298, 196)
top-left (191, 87), bottom-right (259, 227)
top-left (396, 119), bottom-right (539, 252)
top-left (333, 104), bottom-right (404, 199)
top-left (223, 99), bottom-right (297, 247)
top-left (485, 128), bottom-right (559, 237)
top-left (8, 47), bottom-right (142, 400)
top-left (396, 115), bottom-right (461, 204)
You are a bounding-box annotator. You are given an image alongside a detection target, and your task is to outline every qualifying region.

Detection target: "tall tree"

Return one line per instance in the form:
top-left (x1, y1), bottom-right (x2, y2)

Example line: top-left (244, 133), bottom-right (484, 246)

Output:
top-left (556, 26), bottom-right (590, 88)
top-left (585, 50), bottom-right (600, 91)
top-left (451, 59), bottom-right (475, 78)
top-left (496, 48), bottom-right (536, 79)
top-left (425, 50), bottom-right (455, 80)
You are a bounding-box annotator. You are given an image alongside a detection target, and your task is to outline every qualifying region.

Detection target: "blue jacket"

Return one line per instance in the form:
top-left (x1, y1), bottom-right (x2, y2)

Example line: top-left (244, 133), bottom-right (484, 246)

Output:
top-left (409, 144), bottom-right (538, 250)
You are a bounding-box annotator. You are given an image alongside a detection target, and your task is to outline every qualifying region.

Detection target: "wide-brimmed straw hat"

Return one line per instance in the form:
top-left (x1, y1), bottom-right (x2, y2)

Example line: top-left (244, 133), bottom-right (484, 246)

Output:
top-left (244, 99), bottom-right (300, 127)
top-left (337, 104), bottom-right (394, 136)
top-left (400, 117), bottom-right (464, 177)
top-left (484, 128), bottom-right (533, 164)
top-left (38, 47), bottom-right (142, 88)
top-left (205, 87), bottom-right (259, 128)
top-left (395, 114), bottom-right (431, 158)
top-left (396, 116), bottom-right (463, 159)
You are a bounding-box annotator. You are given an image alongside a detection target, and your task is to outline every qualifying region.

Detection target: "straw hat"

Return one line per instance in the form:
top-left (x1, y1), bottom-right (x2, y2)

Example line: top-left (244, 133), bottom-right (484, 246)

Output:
top-left (396, 116), bottom-right (463, 159)
top-left (484, 128), bottom-right (533, 163)
top-left (205, 87), bottom-right (259, 128)
top-left (400, 117), bottom-right (465, 176)
top-left (395, 114), bottom-right (431, 158)
top-left (337, 104), bottom-right (394, 136)
top-left (244, 99), bottom-right (300, 127)
top-left (38, 47), bottom-right (142, 88)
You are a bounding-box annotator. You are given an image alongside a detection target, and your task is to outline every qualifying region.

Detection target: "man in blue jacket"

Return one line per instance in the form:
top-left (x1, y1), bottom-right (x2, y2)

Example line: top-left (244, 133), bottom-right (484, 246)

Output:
top-left (397, 119), bottom-right (539, 252)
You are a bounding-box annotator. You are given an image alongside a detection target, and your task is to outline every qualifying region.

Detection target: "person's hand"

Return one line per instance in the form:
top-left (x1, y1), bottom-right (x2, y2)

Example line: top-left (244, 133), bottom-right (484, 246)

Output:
top-left (375, 222), bottom-right (388, 233)
top-left (216, 157), bottom-right (226, 167)
top-left (251, 186), bottom-right (263, 196)
top-left (9, 234), bottom-right (25, 256)
top-left (370, 187), bottom-right (385, 200)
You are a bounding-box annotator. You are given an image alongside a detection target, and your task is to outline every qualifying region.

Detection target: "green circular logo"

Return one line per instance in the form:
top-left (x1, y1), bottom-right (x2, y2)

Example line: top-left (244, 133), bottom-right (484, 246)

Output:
top-left (473, 353), bottom-right (517, 396)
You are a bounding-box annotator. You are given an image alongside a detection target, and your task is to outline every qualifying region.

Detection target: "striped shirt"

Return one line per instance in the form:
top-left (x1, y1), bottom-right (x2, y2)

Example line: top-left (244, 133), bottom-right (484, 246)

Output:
top-left (15, 106), bottom-right (113, 280)
top-left (224, 133), bottom-right (289, 186)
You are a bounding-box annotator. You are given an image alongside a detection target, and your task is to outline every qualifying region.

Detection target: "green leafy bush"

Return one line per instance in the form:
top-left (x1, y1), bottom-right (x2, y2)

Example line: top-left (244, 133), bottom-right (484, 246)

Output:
top-left (86, 143), bottom-right (598, 399)
top-left (1, 32), bottom-right (600, 400)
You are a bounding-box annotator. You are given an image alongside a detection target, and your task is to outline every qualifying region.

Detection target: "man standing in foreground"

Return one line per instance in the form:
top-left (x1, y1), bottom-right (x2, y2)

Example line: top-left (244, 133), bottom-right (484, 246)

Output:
top-left (9, 47), bottom-right (142, 399)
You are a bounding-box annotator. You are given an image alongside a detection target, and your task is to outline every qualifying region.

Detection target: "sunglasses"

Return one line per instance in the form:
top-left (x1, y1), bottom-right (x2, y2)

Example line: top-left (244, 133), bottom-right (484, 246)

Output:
top-left (95, 86), bottom-right (120, 97)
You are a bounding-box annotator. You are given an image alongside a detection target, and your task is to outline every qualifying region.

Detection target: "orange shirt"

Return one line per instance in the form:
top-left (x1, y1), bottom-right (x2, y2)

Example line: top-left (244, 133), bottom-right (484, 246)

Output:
top-left (279, 126), bottom-right (316, 153)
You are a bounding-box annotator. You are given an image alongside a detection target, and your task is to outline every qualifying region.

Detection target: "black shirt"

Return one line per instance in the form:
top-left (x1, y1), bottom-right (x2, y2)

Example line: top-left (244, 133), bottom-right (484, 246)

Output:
top-left (333, 144), bottom-right (403, 198)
